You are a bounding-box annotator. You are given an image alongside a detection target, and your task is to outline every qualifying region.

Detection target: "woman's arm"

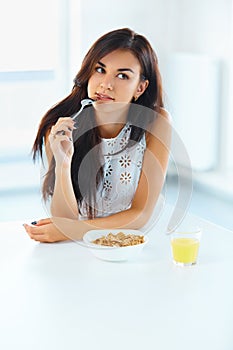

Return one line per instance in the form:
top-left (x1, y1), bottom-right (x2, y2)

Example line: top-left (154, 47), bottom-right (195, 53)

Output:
top-left (45, 118), bottom-right (79, 219)
top-left (24, 111), bottom-right (171, 242)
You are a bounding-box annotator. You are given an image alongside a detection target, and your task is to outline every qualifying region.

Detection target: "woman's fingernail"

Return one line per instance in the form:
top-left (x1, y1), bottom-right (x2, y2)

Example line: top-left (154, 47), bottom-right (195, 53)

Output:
top-left (31, 221), bottom-right (37, 225)
top-left (69, 137), bottom-right (72, 141)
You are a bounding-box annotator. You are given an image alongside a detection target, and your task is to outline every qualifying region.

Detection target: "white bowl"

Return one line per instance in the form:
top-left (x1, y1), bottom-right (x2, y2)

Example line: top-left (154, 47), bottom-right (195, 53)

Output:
top-left (83, 229), bottom-right (148, 262)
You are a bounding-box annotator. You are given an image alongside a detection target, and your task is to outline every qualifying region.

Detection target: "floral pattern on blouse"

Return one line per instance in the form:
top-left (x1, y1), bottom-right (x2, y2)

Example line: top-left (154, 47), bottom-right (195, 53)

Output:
top-left (79, 123), bottom-right (146, 218)
top-left (119, 154), bottom-right (132, 168)
top-left (120, 172), bottom-right (132, 184)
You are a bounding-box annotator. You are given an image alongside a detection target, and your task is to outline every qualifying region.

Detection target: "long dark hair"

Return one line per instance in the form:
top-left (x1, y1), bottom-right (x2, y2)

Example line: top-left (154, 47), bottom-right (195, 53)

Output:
top-left (32, 28), bottom-right (164, 218)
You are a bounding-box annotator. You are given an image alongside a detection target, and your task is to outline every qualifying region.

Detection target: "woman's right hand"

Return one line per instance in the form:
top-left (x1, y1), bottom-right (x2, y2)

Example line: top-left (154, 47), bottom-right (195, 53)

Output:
top-left (48, 117), bottom-right (75, 167)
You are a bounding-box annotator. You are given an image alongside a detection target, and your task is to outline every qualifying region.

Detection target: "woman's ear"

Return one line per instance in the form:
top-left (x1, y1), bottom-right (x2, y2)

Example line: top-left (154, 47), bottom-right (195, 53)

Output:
top-left (134, 80), bottom-right (149, 100)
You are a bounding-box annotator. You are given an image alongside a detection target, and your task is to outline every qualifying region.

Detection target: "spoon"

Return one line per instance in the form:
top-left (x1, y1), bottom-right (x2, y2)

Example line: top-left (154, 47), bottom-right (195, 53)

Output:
top-left (71, 99), bottom-right (94, 120)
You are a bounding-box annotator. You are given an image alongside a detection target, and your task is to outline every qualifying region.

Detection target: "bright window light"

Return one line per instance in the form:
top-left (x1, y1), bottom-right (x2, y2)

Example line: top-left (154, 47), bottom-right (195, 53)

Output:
top-left (0, 0), bottom-right (58, 71)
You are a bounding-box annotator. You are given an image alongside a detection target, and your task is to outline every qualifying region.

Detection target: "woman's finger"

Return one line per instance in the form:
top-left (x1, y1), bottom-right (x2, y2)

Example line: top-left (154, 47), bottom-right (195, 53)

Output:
top-left (23, 224), bottom-right (50, 242)
top-left (49, 134), bottom-right (73, 146)
top-left (50, 128), bottom-right (72, 138)
top-left (51, 118), bottom-right (75, 135)
top-left (23, 223), bottom-right (68, 243)
top-left (23, 223), bottom-right (45, 235)
top-left (31, 218), bottom-right (52, 226)
top-left (28, 233), bottom-right (47, 242)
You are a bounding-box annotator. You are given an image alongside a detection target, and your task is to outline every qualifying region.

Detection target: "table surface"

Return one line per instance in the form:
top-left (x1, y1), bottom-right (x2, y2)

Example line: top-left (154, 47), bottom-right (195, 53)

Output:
top-left (0, 205), bottom-right (233, 350)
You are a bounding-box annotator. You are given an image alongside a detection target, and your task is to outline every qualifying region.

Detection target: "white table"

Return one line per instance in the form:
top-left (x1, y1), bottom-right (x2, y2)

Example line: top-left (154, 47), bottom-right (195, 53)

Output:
top-left (0, 206), bottom-right (233, 350)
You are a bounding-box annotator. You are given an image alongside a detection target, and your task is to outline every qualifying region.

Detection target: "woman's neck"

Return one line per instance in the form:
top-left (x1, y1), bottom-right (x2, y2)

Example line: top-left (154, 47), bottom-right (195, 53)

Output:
top-left (94, 102), bottom-right (129, 138)
top-left (98, 123), bottom-right (126, 138)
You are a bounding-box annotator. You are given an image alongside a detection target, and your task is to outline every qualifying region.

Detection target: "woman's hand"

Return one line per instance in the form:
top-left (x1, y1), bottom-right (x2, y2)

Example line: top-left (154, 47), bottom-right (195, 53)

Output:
top-left (49, 117), bottom-right (75, 167)
top-left (23, 218), bottom-right (70, 243)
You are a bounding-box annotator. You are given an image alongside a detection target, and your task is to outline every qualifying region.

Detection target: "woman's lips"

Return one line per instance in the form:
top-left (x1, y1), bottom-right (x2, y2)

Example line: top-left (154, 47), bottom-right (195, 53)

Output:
top-left (95, 93), bottom-right (114, 101)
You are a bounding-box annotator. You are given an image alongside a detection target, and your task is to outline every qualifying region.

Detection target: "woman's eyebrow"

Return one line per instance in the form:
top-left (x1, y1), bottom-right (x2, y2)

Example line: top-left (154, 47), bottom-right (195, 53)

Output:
top-left (97, 61), bottom-right (106, 67)
top-left (118, 68), bottom-right (134, 73)
top-left (97, 61), bottom-right (134, 73)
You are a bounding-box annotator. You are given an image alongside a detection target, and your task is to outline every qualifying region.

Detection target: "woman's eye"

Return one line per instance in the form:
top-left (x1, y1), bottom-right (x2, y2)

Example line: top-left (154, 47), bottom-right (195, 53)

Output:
top-left (117, 73), bottom-right (129, 80)
top-left (95, 66), bottom-right (105, 74)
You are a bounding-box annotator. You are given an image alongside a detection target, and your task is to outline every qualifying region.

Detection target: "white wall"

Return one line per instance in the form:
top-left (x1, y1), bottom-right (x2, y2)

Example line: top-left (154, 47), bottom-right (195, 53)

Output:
top-left (76, 0), bottom-right (232, 74)
top-left (165, 0), bottom-right (233, 171)
top-left (74, 0), bottom-right (175, 75)
top-left (169, 0), bottom-right (232, 57)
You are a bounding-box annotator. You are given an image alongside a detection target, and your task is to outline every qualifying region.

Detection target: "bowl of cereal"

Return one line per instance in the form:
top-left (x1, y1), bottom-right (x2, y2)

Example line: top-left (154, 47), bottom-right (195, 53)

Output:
top-left (82, 229), bottom-right (148, 262)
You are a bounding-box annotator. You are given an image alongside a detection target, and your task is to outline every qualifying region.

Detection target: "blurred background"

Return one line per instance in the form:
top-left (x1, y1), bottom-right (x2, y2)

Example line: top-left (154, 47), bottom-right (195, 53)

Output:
top-left (0, 0), bottom-right (232, 230)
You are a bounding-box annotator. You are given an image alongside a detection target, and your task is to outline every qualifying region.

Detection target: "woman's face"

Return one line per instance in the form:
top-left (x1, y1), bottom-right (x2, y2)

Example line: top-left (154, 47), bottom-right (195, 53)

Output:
top-left (87, 49), bottom-right (148, 104)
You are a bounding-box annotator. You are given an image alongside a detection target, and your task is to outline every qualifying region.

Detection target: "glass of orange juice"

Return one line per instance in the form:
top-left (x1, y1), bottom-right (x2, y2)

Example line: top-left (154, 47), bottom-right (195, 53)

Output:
top-left (170, 227), bottom-right (202, 266)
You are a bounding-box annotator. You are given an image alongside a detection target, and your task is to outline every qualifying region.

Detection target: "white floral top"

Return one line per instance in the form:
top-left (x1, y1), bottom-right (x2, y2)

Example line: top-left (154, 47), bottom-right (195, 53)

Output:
top-left (79, 123), bottom-right (146, 218)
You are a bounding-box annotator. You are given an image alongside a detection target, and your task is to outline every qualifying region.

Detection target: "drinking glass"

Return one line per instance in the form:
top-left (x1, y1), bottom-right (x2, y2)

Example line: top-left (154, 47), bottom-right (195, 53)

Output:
top-left (170, 227), bottom-right (202, 266)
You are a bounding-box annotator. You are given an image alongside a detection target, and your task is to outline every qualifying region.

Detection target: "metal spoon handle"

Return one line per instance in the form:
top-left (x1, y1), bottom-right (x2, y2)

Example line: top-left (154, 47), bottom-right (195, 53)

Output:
top-left (71, 99), bottom-right (94, 120)
top-left (71, 106), bottom-right (85, 120)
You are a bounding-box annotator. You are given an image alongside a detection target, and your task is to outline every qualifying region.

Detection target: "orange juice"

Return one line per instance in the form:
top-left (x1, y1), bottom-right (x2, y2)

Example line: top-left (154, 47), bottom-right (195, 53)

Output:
top-left (171, 238), bottom-right (200, 265)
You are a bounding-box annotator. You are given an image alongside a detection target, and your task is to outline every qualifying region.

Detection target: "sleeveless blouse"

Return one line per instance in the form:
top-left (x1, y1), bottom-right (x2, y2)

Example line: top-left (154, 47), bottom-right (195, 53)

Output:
top-left (79, 123), bottom-right (146, 219)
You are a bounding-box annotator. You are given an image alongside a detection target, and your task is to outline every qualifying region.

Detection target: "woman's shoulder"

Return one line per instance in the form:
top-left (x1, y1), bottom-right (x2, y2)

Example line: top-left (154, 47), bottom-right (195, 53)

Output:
top-left (145, 107), bottom-right (172, 145)
top-left (148, 106), bottom-right (172, 129)
top-left (158, 107), bottom-right (172, 122)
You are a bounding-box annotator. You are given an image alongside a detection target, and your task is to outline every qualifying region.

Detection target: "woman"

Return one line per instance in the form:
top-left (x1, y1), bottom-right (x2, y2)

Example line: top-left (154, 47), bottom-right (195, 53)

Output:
top-left (23, 28), bottom-right (171, 242)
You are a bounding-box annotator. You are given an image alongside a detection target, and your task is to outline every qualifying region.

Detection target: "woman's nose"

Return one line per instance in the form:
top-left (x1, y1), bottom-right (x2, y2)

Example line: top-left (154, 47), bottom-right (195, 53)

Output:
top-left (100, 76), bottom-right (114, 90)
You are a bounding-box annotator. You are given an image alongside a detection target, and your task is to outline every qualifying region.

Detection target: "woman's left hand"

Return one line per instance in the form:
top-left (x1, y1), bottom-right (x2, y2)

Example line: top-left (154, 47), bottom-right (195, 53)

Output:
top-left (23, 218), bottom-right (70, 243)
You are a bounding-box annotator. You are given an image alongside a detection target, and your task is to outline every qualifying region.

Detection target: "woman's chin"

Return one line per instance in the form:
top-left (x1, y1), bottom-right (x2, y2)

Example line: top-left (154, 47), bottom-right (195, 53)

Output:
top-left (93, 101), bottom-right (129, 114)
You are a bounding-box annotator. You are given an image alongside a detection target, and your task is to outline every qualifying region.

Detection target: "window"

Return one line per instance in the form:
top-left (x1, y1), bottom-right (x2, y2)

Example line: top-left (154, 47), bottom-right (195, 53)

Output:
top-left (0, 0), bottom-right (71, 190)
